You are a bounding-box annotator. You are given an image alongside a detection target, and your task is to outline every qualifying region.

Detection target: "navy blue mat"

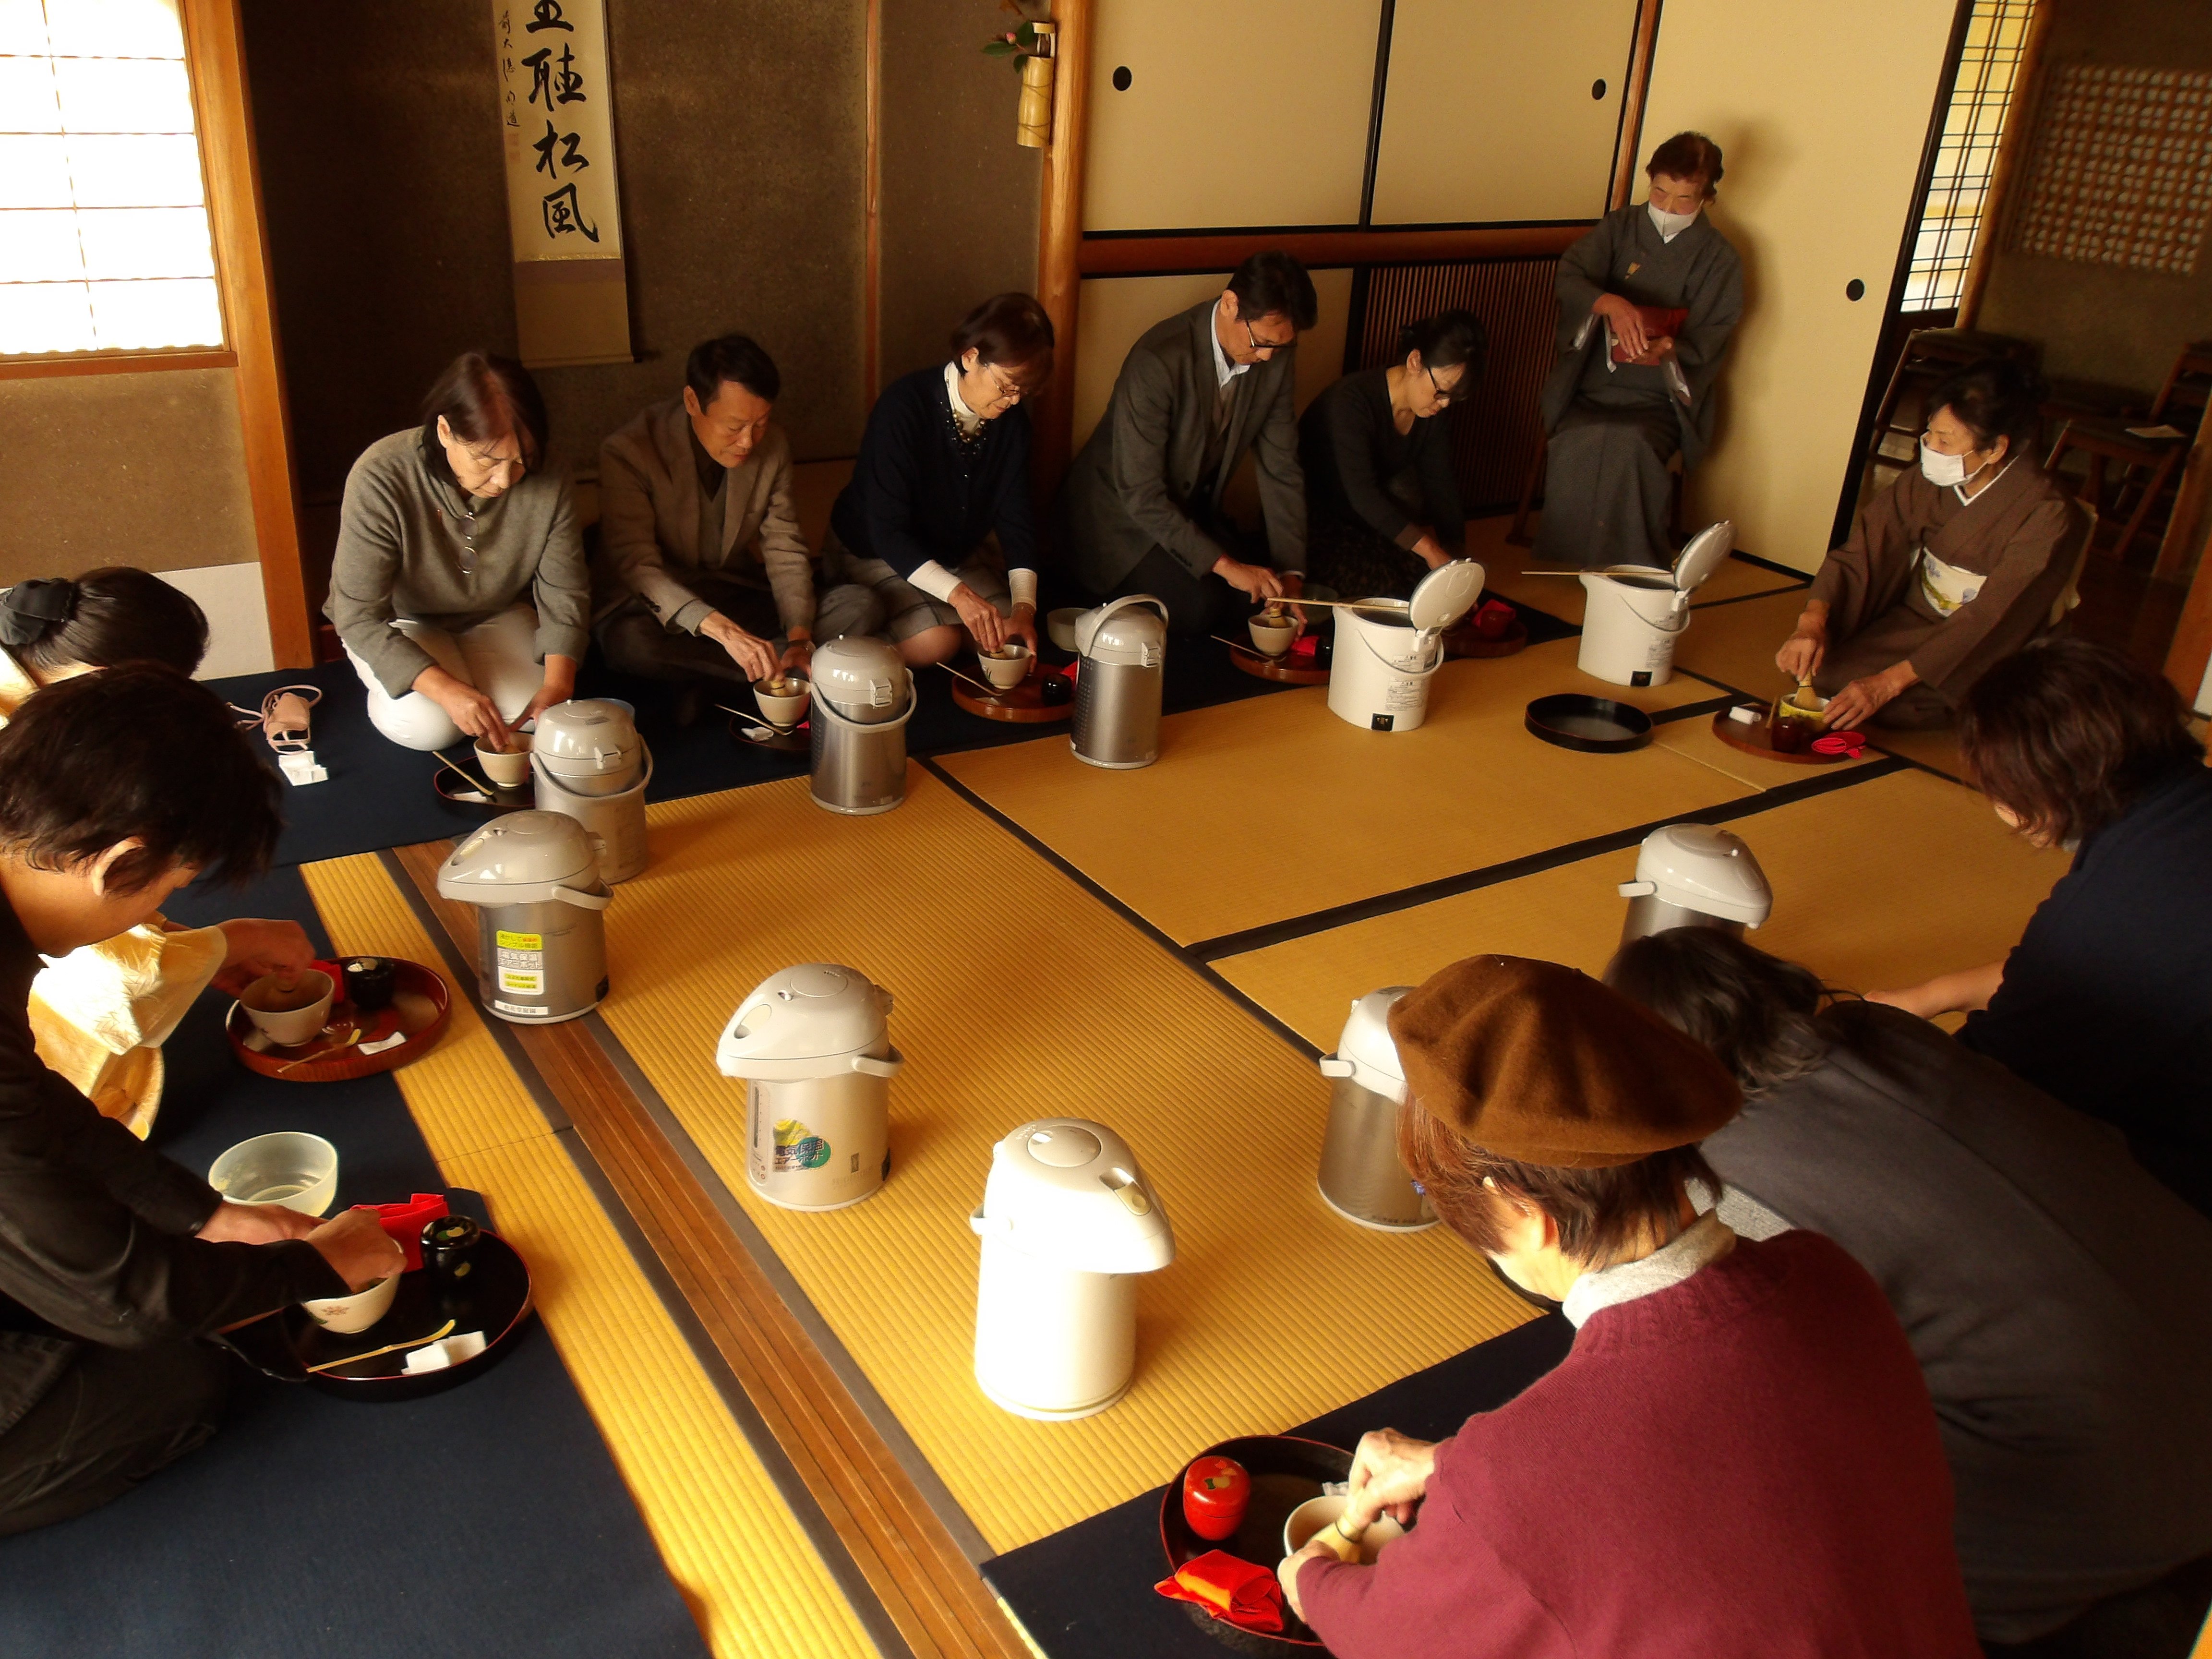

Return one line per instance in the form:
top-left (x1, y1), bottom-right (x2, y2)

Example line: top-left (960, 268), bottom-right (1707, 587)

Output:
top-left (0, 867), bottom-right (708, 1659)
top-left (209, 598), bottom-right (1575, 869)
top-left (981, 1312), bottom-right (1575, 1659)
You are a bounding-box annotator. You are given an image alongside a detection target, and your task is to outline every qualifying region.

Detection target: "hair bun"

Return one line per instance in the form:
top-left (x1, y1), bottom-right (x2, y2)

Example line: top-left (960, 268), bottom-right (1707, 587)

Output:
top-left (0, 578), bottom-right (76, 648)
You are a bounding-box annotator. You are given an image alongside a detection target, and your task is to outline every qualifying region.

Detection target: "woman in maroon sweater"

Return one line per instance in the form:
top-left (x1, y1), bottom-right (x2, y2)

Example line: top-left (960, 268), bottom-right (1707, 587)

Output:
top-left (1285, 956), bottom-right (1979, 1658)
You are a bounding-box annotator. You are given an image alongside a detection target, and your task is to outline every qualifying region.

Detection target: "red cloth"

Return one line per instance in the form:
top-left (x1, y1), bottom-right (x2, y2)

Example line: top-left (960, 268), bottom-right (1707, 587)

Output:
top-left (1155, 1550), bottom-right (1285, 1634)
top-left (1610, 305), bottom-right (1690, 361)
top-left (1300, 1234), bottom-right (1979, 1658)
top-left (357, 1193), bottom-right (447, 1272)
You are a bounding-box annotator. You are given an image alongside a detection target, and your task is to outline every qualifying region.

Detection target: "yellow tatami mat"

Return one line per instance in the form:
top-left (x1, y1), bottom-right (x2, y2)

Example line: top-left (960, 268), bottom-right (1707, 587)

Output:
top-left (300, 855), bottom-right (878, 1659)
top-left (594, 773), bottom-right (1534, 1553)
top-left (1667, 588), bottom-right (1817, 696)
top-left (936, 637), bottom-right (1742, 947)
top-left (1211, 766), bottom-right (2068, 1052)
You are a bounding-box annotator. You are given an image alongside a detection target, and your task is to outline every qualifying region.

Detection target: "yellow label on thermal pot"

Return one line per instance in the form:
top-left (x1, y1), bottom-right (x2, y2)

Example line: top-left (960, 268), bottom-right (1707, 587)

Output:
top-left (496, 930), bottom-right (543, 950)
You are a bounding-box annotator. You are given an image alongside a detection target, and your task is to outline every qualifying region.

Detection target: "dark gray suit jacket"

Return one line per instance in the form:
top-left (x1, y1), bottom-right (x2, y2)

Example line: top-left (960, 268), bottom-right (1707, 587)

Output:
top-left (1054, 299), bottom-right (1306, 592)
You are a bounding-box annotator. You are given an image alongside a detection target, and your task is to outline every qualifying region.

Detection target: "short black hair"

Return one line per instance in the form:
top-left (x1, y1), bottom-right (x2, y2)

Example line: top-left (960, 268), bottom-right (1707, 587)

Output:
top-left (1397, 308), bottom-right (1486, 382)
top-left (1605, 928), bottom-right (1833, 1098)
top-left (3, 567), bottom-right (207, 678)
top-left (0, 666), bottom-right (281, 892)
top-left (1931, 356), bottom-right (2048, 451)
top-left (685, 334), bottom-right (781, 407)
top-left (1227, 251), bottom-right (1318, 332)
top-left (950, 292), bottom-right (1056, 390)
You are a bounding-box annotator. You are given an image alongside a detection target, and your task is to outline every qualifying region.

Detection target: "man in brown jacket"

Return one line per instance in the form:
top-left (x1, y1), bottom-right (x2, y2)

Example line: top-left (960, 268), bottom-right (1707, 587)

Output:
top-left (593, 334), bottom-right (878, 698)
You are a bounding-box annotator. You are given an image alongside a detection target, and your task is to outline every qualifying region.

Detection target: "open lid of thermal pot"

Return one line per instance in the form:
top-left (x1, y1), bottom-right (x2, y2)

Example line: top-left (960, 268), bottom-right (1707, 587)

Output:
top-left (533, 699), bottom-right (644, 795)
top-left (715, 962), bottom-right (903, 1081)
top-left (1618, 823), bottom-right (1772, 926)
top-left (809, 635), bottom-right (911, 723)
top-left (435, 810), bottom-right (602, 906)
top-left (1316, 986), bottom-right (1413, 1101)
top-left (1074, 596), bottom-right (1167, 666)
top-left (974, 1118), bottom-right (1175, 1274)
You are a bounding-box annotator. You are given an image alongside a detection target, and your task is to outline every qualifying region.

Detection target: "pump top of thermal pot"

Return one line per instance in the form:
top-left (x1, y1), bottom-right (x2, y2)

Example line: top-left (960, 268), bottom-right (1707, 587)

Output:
top-left (435, 810), bottom-right (601, 904)
top-left (1618, 823), bottom-right (1773, 927)
top-left (1075, 596), bottom-right (1167, 667)
top-left (1316, 986), bottom-right (1413, 1101)
top-left (972, 1118), bottom-right (1175, 1274)
top-left (810, 636), bottom-right (910, 722)
top-left (532, 699), bottom-right (643, 789)
top-left (715, 963), bottom-right (902, 1081)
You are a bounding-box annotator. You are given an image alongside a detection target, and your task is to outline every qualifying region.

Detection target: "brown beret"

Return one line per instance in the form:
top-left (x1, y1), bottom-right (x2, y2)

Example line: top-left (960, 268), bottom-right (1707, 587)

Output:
top-left (1387, 955), bottom-right (1741, 1168)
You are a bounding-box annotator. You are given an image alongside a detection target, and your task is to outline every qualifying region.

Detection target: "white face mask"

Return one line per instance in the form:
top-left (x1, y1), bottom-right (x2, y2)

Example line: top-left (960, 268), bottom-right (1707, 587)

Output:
top-left (1647, 202), bottom-right (1700, 240)
top-left (1919, 438), bottom-right (1980, 488)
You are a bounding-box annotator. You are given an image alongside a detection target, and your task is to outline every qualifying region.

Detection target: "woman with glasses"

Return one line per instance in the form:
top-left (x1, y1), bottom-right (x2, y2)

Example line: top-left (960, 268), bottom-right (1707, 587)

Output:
top-left (326, 349), bottom-right (589, 751)
top-left (1299, 310), bottom-right (1483, 600)
top-left (825, 293), bottom-right (1054, 668)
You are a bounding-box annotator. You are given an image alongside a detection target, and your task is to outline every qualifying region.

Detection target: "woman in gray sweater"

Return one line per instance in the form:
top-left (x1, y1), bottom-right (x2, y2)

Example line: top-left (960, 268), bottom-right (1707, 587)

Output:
top-left (326, 351), bottom-right (590, 752)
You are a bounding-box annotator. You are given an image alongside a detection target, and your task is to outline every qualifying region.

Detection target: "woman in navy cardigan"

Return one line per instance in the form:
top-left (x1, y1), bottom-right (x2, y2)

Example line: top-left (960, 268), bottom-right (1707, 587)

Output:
top-left (826, 293), bottom-right (1054, 667)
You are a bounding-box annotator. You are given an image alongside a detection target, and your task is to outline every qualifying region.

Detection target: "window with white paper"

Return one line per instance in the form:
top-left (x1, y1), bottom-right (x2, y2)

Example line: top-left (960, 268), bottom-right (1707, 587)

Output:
top-left (0, 0), bottom-right (224, 357)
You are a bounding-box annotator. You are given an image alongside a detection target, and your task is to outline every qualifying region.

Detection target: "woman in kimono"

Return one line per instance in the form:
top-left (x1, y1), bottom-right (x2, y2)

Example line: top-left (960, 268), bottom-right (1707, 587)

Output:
top-left (1532, 132), bottom-right (1743, 570)
top-left (0, 571), bottom-right (314, 1136)
top-left (1777, 359), bottom-right (2084, 730)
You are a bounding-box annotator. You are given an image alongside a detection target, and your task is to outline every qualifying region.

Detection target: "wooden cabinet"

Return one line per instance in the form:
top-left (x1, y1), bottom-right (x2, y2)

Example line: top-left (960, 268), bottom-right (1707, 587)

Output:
top-left (1083, 0), bottom-right (1380, 232)
top-left (1370, 0), bottom-right (1640, 226)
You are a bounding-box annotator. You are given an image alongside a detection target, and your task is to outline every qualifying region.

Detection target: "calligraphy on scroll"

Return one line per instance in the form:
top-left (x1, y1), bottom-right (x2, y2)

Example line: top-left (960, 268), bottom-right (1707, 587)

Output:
top-left (492, 0), bottom-right (624, 261)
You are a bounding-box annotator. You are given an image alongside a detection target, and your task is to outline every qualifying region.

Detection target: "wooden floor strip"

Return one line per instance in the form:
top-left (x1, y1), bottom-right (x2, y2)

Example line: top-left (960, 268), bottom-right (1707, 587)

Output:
top-left (387, 840), bottom-right (1033, 1659)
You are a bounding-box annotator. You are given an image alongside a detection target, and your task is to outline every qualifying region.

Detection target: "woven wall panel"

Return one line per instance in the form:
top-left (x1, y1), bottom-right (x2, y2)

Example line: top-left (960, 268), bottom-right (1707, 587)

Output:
top-left (1357, 258), bottom-right (1561, 512)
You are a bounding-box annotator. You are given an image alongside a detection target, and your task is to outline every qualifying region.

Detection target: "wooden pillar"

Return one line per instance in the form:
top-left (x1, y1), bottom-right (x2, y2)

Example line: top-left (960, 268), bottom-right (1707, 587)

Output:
top-left (1034, 0), bottom-right (1091, 498)
top-left (863, 0), bottom-right (882, 406)
top-left (2161, 419), bottom-right (2212, 710)
top-left (1607, 0), bottom-right (1665, 210)
top-left (182, 0), bottom-right (313, 669)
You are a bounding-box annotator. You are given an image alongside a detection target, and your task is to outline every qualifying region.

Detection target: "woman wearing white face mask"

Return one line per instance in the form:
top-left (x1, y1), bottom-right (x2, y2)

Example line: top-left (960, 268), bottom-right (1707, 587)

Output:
top-left (1777, 360), bottom-right (2087, 731)
top-left (1533, 132), bottom-right (1744, 571)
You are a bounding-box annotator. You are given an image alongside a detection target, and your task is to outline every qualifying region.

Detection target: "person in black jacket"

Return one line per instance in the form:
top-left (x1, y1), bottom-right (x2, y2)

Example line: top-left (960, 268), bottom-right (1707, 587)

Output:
top-left (1299, 309), bottom-right (1482, 601)
top-left (1609, 927), bottom-right (2212, 1649)
top-left (826, 293), bottom-right (1053, 667)
top-left (1868, 638), bottom-right (2212, 1216)
top-left (0, 669), bottom-right (401, 1535)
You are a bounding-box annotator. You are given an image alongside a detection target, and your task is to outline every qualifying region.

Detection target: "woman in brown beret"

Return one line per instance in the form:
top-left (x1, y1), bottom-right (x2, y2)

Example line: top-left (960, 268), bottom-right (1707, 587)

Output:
top-left (1278, 955), bottom-right (1979, 1658)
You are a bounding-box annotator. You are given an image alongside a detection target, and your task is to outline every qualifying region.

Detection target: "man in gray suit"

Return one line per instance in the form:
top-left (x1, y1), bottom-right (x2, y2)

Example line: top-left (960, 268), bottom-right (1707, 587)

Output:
top-left (1054, 252), bottom-right (1315, 636)
top-left (593, 334), bottom-right (879, 701)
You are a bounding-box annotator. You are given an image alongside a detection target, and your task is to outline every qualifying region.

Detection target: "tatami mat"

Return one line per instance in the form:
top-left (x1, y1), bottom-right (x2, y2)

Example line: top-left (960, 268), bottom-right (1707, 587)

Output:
top-left (1667, 588), bottom-right (1817, 697)
top-left (300, 856), bottom-right (878, 1659)
top-left (1211, 766), bottom-right (2068, 1052)
top-left (593, 772), bottom-right (1534, 1554)
top-left (936, 638), bottom-right (1741, 948)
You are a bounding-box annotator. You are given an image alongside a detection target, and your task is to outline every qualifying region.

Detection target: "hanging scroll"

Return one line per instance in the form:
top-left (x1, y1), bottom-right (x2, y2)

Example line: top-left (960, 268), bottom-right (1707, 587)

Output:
top-left (492, 0), bottom-right (632, 366)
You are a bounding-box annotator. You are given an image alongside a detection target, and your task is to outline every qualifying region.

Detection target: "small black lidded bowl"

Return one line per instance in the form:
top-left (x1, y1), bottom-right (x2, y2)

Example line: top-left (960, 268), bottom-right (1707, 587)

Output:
top-left (342, 955), bottom-right (397, 1012)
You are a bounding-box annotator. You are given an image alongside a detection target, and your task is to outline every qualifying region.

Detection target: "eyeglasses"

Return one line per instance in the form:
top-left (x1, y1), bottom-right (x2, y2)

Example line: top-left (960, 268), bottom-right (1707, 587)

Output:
top-left (1425, 364), bottom-right (1464, 407)
top-left (461, 441), bottom-right (527, 476)
top-left (1242, 318), bottom-right (1295, 358)
top-left (981, 363), bottom-right (1024, 403)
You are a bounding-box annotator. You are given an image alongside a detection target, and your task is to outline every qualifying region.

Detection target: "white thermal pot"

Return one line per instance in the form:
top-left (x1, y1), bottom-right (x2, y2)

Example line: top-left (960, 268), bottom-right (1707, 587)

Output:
top-left (1616, 823), bottom-right (1773, 947)
top-left (435, 810), bottom-right (610, 1024)
top-left (1577, 520), bottom-right (1734, 688)
top-left (1315, 986), bottom-right (1434, 1231)
top-left (716, 962), bottom-right (903, 1210)
top-left (1070, 596), bottom-right (1167, 769)
top-left (531, 698), bottom-right (653, 883)
top-left (970, 1118), bottom-right (1174, 1419)
top-left (808, 636), bottom-right (914, 815)
top-left (1327, 559), bottom-right (1484, 733)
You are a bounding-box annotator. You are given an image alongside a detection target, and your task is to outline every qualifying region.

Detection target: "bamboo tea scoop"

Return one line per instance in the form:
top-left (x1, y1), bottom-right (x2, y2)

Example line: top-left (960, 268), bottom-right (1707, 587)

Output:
top-left (306, 1318), bottom-right (457, 1374)
top-left (433, 752), bottom-right (499, 797)
top-left (940, 662), bottom-right (1001, 696)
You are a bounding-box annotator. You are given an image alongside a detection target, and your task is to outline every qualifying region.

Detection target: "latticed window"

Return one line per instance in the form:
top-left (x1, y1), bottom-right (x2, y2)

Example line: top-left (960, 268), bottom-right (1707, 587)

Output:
top-left (2008, 63), bottom-right (2212, 276)
top-left (0, 0), bottom-right (224, 357)
top-left (1902, 0), bottom-right (2039, 311)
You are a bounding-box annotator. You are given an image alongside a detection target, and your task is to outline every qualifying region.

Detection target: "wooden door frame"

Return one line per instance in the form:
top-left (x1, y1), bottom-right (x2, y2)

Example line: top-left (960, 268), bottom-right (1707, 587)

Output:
top-left (182, 0), bottom-right (314, 669)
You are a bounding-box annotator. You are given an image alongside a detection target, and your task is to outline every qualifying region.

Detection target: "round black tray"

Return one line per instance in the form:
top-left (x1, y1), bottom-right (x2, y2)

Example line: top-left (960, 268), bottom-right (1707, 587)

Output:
top-left (1159, 1435), bottom-right (1353, 1652)
top-left (220, 1229), bottom-right (534, 1401)
top-left (433, 768), bottom-right (534, 817)
top-left (1525, 692), bottom-right (1654, 754)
